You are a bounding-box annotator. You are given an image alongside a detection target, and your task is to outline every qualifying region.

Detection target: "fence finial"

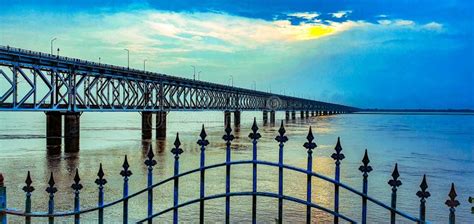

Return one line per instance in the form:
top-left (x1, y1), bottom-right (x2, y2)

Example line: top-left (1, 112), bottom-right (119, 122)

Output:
top-left (249, 117), bottom-right (261, 140)
top-left (120, 155), bottom-right (133, 177)
top-left (171, 133), bottom-right (183, 158)
top-left (22, 171), bottom-right (35, 193)
top-left (303, 126), bottom-right (317, 152)
top-left (445, 183), bottom-right (460, 208)
top-left (275, 120), bottom-right (288, 143)
top-left (222, 122), bottom-right (234, 144)
top-left (46, 172), bottom-right (57, 194)
top-left (144, 145), bottom-right (157, 167)
top-left (358, 150), bottom-right (372, 175)
top-left (388, 163), bottom-right (402, 188)
top-left (331, 137), bottom-right (345, 162)
top-left (417, 175), bottom-right (430, 200)
top-left (95, 163), bottom-right (107, 186)
top-left (198, 124), bottom-right (209, 146)
top-left (71, 169), bottom-right (83, 191)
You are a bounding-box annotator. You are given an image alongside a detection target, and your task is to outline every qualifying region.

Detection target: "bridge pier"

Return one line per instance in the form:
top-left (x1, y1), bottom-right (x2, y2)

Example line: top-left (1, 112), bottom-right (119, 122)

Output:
top-left (300, 111), bottom-right (305, 119)
top-left (263, 110), bottom-right (268, 125)
top-left (224, 110), bottom-right (231, 127)
top-left (156, 111), bottom-right (167, 139)
top-left (291, 111), bottom-right (296, 120)
top-left (234, 110), bottom-right (241, 127)
top-left (323, 111), bottom-right (328, 116)
top-left (64, 112), bottom-right (81, 153)
top-left (305, 111), bottom-right (309, 118)
top-left (142, 112), bottom-right (153, 140)
top-left (285, 111), bottom-right (290, 121)
top-left (46, 112), bottom-right (62, 154)
top-left (270, 110), bottom-right (276, 124)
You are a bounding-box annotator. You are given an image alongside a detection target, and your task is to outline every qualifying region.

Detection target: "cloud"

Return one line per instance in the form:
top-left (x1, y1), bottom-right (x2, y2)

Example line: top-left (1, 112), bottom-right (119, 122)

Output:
top-left (287, 12), bottom-right (320, 20)
top-left (331, 10), bottom-right (352, 19)
top-left (423, 22), bottom-right (443, 31)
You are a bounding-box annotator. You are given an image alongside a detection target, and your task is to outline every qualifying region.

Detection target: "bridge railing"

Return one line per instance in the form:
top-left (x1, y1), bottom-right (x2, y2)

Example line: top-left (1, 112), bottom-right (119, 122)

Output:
top-left (0, 120), bottom-right (464, 223)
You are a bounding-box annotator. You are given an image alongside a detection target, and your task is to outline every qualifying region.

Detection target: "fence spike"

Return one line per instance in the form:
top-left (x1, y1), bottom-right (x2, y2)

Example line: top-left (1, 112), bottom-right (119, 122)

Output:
top-left (46, 172), bottom-right (57, 194)
top-left (198, 124), bottom-right (208, 224)
top-left (359, 150), bottom-right (372, 224)
top-left (275, 121), bottom-right (288, 143)
top-left (120, 155), bottom-right (133, 178)
top-left (332, 137), bottom-right (344, 224)
top-left (144, 145), bottom-right (157, 168)
top-left (445, 183), bottom-right (459, 224)
top-left (95, 163), bottom-right (107, 186)
top-left (303, 126), bottom-right (316, 224)
top-left (303, 126), bottom-right (317, 152)
top-left (45, 172), bottom-right (57, 224)
top-left (416, 174), bottom-right (430, 223)
top-left (358, 149), bottom-right (373, 175)
top-left (223, 121), bottom-right (234, 223)
top-left (248, 117), bottom-right (261, 140)
top-left (23, 171), bottom-right (35, 193)
top-left (71, 169), bottom-right (83, 191)
top-left (171, 133), bottom-right (183, 158)
top-left (71, 168), bottom-right (82, 224)
top-left (388, 163), bottom-right (402, 224)
top-left (331, 137), bottom-right (345, 162)
top-left (145, 144), bottom-right (156, 224)
top-left (223, 121), bottom-right (234, 144)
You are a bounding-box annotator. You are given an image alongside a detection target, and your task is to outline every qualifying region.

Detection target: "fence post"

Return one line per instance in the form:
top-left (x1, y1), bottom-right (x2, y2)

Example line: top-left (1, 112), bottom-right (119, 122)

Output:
top-left (416, 175), bottom-right (430, 224)
top-left (388, 164), bottom-right (402, 224)
top-left (95, 163), bottom-right (107, 224)
top-left (144, 145), bottom-right (157, 224)
top-left (46, 172), bottom-right (57, 224)
top-left (71, 169), bottom-right (83, 224)
top-left (275, 121), bottom-right (288, 224)
top-left (0, 173), bottom-right (6, 224)
top-left (248, 118), bottom-right (261, 224)
top-left (23, 171), bottom-right (34, 224)
top-left (303, 127), bottom-right (317, 224)
top-left (331, 137), bottom-right (345, 224)
top-left (358, 150), bottom-right (372, 224)
top-left (120, 155), bottom-right (132, 224)
top-left (171, 133), bottom-right (183, 224)
top-left (197, 125), bottom-right (209, 224)
top-left (222, 122), bottom-right (234, 223)
top-left (445, 183), bottom-right (460, 224)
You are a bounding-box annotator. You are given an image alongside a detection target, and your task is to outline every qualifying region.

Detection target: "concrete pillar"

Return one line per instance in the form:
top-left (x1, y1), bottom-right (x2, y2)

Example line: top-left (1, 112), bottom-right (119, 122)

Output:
top-left (285, 111), bottom-right (290, 121)
top-left (142, 112), bottom-right (152, 140)
top-left (263, 110), bottom-right (268, 125)
top-left (300, 111), bottom-right (305, 119)
top-left (270, 110), bottom-right (276, 124)
top-left (323, 111), bottom-right (328, 116)
top-left (291, 111), bottom-right (296, 120)
top-left (224, 110), bottom-right (231, 127)
top-left (156, 111), bottom-right (167, 139)
top-left (311, 111), bottom-right (315, 117)
top-left (305, 111), bottom-right (309, 118)
top-left (234, 110), bottom-right (241, 127)
top-left (64, 112), bottom-right (80, 153)
top-left (46, 112), bottom-right (62, 154)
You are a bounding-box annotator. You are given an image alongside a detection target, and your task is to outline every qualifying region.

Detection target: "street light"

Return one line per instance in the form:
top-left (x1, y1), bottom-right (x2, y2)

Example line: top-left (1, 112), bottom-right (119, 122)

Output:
top-left (50, 37), bottom-right (57, 55)
top-left (124, 49), bottom-right (130, 69)
top-left (143, 59), bottom-right (147, 72)
top-left (198, 71), bottom-right (201, 80)
top-left (99, 57), bottom-right (101, 64)
top-left (191, 65), bottom-right (196, 80)
top-left (229, 75), bottom-right (233, 87)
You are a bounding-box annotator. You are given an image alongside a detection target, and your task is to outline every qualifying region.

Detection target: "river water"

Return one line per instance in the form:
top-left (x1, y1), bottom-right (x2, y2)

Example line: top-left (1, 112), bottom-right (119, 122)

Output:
top-left (0, 112), bottom-right (473, 223)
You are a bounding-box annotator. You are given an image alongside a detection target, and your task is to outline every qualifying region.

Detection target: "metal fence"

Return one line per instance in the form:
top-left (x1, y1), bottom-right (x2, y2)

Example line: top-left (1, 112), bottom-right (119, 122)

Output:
top-left (0, 119), bottom-right (466, 223)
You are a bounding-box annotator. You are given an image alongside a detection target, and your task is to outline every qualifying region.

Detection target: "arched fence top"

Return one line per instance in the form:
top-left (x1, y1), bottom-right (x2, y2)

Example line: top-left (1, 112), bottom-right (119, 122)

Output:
top-left (0, 120), bottom-right (464, 223)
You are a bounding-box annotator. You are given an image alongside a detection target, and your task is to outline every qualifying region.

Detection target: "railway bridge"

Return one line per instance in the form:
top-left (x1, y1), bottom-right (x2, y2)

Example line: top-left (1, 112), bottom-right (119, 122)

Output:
top-left (0, 46), bottom-right (357, 153)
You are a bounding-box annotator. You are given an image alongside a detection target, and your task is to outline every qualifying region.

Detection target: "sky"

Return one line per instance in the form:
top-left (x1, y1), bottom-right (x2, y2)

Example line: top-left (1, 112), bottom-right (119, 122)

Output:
top-left (0, 0), bottom-right (473, 109)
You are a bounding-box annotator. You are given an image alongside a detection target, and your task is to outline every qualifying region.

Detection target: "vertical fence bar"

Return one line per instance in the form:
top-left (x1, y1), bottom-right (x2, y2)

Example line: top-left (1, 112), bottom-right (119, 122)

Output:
top-left (197, 125), bottom-right (209, 224)
top-left (248, 118), bottom-right (261, 224)
top-left (120, 156), bottom-right (132, 224)
top-left (46, 172), bottom-right (57, 224)
top-left (358, 150), bottom-right (372, 224)
top-left (331, 137), bottom-right (345, 224)
top-left (171, 133), bottom-right (183, 224)
top-left (95, 164), bottom-right (107, 224)
top-left (144, 145), bottom-right (157, 224)
top-left (71, 169), bottom-right (83, 224)
top-left (222, 122), bottom-right (234, 223)
top-left (275, 121), bottom-right (288, 224)
top-left (445, 183), bottom-right (459, 224)
top-left (0, 173), bottom-right (6, 224)
top-left (388, 164), bottom-right (402, 224)
top-left (23, 171), bottom-right (34, 224)
top-left (416, 175), bottom-right (430, 224)
top-left (303, 127), bottom-right (317, 224)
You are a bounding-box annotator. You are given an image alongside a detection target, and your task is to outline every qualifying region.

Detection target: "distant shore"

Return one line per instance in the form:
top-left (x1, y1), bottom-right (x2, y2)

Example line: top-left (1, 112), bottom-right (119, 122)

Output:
top-left (356, 109), bottom-right (474, 115)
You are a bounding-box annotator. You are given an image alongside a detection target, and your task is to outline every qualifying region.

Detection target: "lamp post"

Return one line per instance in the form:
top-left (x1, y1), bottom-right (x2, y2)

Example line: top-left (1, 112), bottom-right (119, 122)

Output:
top-left (50, 37), bottom-right (57, 55)
top-left (99, 57), bottom-right (101, 64)
top-left (198, 71), bottom-right (201, 80)
top-left (124, 49), bottom-right (130, 69)
top-left (191, 65), bottom-right (196, 80)
top-left (229, 75), bottom-right (233, 87)
top-left (143, 59), bottom-right (147, 72)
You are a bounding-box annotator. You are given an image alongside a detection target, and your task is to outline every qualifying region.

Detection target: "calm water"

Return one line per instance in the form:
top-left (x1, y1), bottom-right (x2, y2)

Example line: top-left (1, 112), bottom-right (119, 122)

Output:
top-left (0, 112), bottom-right (473, 223)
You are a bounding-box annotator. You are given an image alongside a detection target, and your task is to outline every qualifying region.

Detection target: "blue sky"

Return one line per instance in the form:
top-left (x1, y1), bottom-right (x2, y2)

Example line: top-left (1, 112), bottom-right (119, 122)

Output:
top-left (0, 0), bottom-right (473, 109)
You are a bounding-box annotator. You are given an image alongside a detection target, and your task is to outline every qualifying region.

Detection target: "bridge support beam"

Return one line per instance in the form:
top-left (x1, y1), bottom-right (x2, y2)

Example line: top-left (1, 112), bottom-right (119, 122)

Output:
top-left (234, 111), bottom-right (241, 127)
top-left (305, 111), bottom-right (309, 118)
top-left (46, 112), bottom-right (62, 154)
top-left (142, 112), bottom-right (153, 140)
top-left (285, 111), bottom-right (290, 121)
top-left (300, 111), bottom-right (305, 119)
top-left (64, 112), bottom-right (81, 153)
top-left (291, 111), bottom-right (296, 120)
top-left (263, 111), bottom-right (268, 125)
top-left (311, 111), bottom-right (315, 117)
top-left (323, 111), bottom-right (328, 116)
top-left (156, 111), bottom-right (167, 139)
top-left (270, 110), bottom-right (276, 124)
top-left (224, 110), bottom-right (231, 127)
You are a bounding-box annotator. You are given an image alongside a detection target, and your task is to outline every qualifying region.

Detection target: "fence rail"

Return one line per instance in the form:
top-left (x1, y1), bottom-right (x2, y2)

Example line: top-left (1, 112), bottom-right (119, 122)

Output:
top-left (0, 119), bottom-right (466, 223)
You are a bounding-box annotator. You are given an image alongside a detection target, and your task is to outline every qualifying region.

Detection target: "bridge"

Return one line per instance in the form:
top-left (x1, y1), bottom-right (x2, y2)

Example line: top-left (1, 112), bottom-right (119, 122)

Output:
top-left (0, 45), bottom-right (357, 153)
